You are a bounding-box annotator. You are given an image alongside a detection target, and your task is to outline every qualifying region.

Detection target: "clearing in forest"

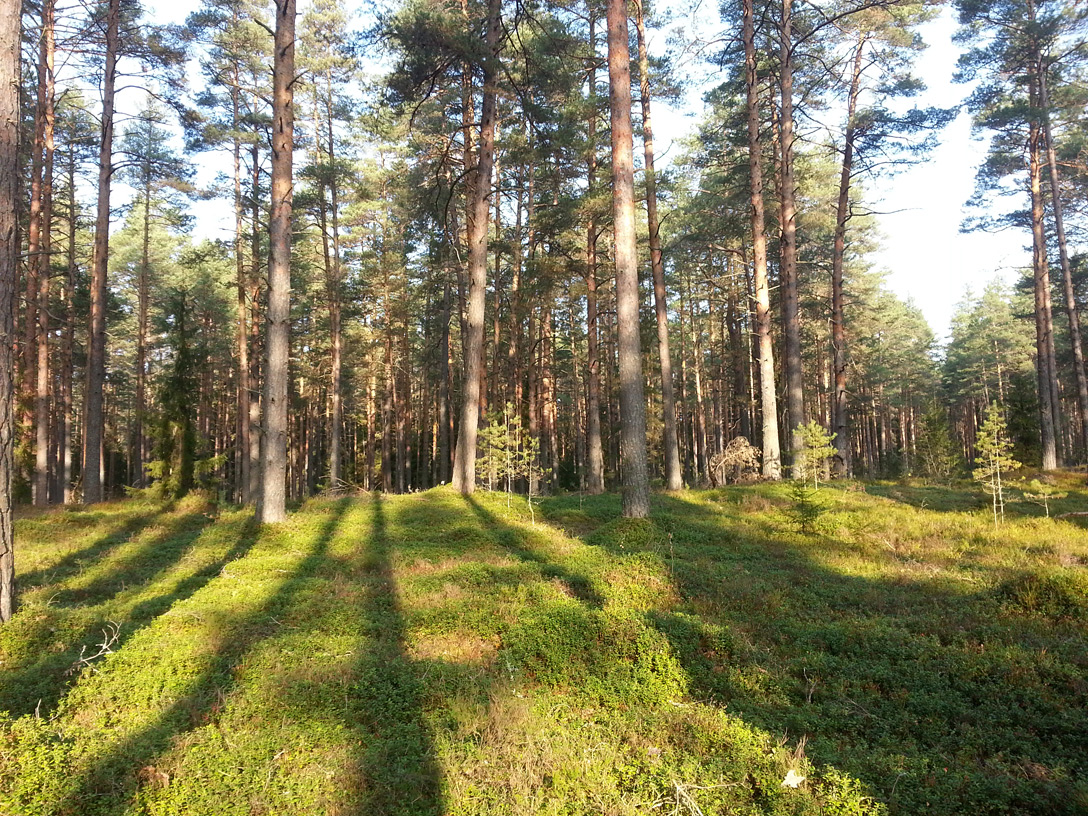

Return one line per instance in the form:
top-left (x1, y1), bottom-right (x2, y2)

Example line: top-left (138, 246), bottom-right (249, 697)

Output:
top-left (1, 480), bottom-right (1087, 815)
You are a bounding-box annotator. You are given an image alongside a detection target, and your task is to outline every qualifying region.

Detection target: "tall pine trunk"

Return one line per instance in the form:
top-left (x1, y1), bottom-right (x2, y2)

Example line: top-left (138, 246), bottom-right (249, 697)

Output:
top-left (257, 0), bottom-right (296, 523)
top-left (452, 0), bottom-right (500, 495)
top-left (0, 0), bottom-right (19, 621)
top-left (584, 12), bottom-right (605, 494)
top-left (634, 0), bottom-right (681, 491)
top-left (83, 0), bottom-right (120, 504)
top-left (778, 0), bottom-right (804, 469)
top-left (608, 0), bottom-right (650, 517)
top-left (1040, 70), bottom-right (1088, 459)
top-left (743, 0), bottom-right (782, 479)
top-left (831, 33), bottom-right (865, 478)
top-left (33, 0), bottom-right (54, 506)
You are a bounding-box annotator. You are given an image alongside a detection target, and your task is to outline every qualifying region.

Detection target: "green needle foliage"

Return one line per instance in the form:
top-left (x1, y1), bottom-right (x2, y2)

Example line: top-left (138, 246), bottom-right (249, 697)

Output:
top-left (973, 403), bottom-right (1021, 525)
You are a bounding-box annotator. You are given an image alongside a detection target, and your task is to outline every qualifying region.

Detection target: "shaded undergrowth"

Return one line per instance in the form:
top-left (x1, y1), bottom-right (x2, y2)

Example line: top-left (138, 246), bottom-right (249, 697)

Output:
top-left (0, 479), bottom-right (1085, 815)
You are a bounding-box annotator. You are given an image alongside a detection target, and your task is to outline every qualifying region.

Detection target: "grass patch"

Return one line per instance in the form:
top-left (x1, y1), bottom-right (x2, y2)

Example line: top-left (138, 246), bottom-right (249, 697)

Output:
top-left (0, 478), bottom-right (1086, 814)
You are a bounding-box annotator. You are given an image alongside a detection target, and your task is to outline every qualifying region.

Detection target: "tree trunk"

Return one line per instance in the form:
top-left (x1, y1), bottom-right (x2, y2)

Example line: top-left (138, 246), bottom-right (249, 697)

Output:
top-left (608, 0), bottom-right (651, 517)
top-left (452, 0), bottom-right (500, 495)
top-left (831, 33), bottom-right (865, 478)
top-left (743, 0), bottom-right (782, 479)
top-left (233, 82), bottom-right (251, 503)
top-left (778, 0), bottom-right (804, 470)
top-left (1040, 70), bottom-right (1088, 461)
top-left (256, 0), bottom-right (296, 523)
top-left (33, 0), bottom-right (54, 506)
top-left (0, 0), bottom-right (18, 621)
top-left (584, 13), bottom-right (605, 494)
top-left (83, 0), bottom-right (120, 505)
top-left (634, 0), bottom-right (682, 491)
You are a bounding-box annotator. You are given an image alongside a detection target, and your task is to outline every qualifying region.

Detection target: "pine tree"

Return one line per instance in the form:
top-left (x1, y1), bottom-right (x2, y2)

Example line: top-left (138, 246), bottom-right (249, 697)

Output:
top-left (973, 403), bottom-right (1021, 525)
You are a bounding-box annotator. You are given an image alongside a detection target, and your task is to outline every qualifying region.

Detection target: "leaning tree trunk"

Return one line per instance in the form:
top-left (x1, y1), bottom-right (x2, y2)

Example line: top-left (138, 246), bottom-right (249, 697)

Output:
top-left (1040, 70), bottom-right (1088, 460)
top-left (778, 0), bottom-right (805, 471)
top-left (635, 0), bottom-right (682, 491)
top-left (831, 32), bottom-right (866, 478)
top-left (451, 0), bottom-right (501, 496)
top-left (742, 0), bottom-right (782, 480)
top-left (256, 0), bottom-right (296, 524)
top-left (608, 0), bottom-right (651, 517)
top-left (83, 0), bottom-right (120, 505)
top-left (0, 0), bottom-right (20, 621)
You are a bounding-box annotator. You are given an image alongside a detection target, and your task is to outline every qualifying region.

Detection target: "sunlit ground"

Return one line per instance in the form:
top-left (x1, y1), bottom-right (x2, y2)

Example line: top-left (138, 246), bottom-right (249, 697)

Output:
top-left (2, 477), bottom-right (1086, 815)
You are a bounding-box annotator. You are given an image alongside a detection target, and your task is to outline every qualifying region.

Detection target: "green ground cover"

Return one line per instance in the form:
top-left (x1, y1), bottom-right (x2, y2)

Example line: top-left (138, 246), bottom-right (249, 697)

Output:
top-left (1, 478), bottom-right (1086, 815)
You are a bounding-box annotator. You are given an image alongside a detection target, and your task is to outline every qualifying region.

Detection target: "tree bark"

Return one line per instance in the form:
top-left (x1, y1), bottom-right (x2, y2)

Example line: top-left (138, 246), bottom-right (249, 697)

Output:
top-left (0, 0), bottom-right (19, 621)
top-left (1040, 70), bottom-right (1088, 460)
top-left (33, 0), bottom-right (54, 506)
top-left (634, 0), bottom-right (682, 491)
top-left (83, 0), bottom-right (120, 504)
top-left (743, 0), bottom-right (782, 480)
top-left (452, 0), bottom-right (500, 495)
top-left (778, 0), bottom-right (804, 470)
top-left (233, 80), bottom-right (251, 503)
top-left (831, 33), bottom-right (865, 478)
top-left (608, 0), bottom-right (651, 517)
top-left (256, 0), bottom-right (296, 523)
top-left (1028, 67), bottom-right (1059, 471)
top-left (584, 13), bottom-right (605, 495)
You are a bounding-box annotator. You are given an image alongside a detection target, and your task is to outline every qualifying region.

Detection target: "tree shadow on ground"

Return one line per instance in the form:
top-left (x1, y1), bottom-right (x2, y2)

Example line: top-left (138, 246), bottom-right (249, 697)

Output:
top-left (16, 502), bottom-right (175, 590)
top-left (51, 500), bottom-right (352, 815)
top-left (464, 495), bottom-right (603, 607)
top-left (0, 510), bottom-right (253, 716)
top-left (345, 493), bottom-right (445, 816)
top-left (563, 491), bottom-right (1088, 816)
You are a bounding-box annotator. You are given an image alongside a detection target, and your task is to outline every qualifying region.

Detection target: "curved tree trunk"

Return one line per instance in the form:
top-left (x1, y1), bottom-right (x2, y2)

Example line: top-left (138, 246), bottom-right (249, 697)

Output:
top-left (608, 0), bottom-right (651, 517)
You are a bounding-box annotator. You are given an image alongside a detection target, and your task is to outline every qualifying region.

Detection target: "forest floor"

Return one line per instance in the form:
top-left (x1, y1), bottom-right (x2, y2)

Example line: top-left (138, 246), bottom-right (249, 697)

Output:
top-left (1, 476), bottom-right (1087, 815)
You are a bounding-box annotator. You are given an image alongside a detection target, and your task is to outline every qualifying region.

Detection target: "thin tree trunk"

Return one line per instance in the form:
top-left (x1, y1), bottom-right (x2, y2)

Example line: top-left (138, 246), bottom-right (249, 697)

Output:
top-left (248, 142), bottom-right (262, 503)
top-left (778, 0), bottom-right (804, 469)
top-left (61, 149), bottom-right (75, 504)
top-left (608, 0), bottom-right (650, 517)
top-left (632, 0), bottom-right (681, 490)
top-left (33, 0), bottom-right (54, 506)
top-left (233, 81), bottom-right (251, 503)
top-left (831, 33), bottom-right (865, 478)
top-left (743, 0), bottom-right (782, 479)
top-left (256, 0), bottom-right (296, 523)
top-left (452, 0), bottom-right (500, 495)
top-left (584, 12), bottom-right (605, 494)
top-left (83, 0), bottom-right (119, 505)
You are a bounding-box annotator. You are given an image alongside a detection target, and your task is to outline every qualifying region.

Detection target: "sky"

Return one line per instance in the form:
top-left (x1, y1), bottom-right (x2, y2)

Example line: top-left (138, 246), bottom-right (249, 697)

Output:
top-left (145, 0), bottom-right (1029, 344)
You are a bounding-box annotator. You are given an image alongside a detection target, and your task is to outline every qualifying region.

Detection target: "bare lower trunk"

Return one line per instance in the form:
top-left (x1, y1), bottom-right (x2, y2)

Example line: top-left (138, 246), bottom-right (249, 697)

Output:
top-left (0, 0), bottom-right (19, 621)
top-left (831, 33), bottom-right (865, 478)
top-left (1040, 72), bottom-right (1088, 459)
top-left (452, 0), bottom-right (500, 495)
top-left (233, 84), bottom-right (251, 503)
top-left (743, 0), bottom-right (781, 479)
top-left (33, 0), bottom-right (54, 506)
top-left (634, 0), bottom-right (681, 491)
top-left (83, 0), bottom-right (119, 505)
top-left (608, 0), bottom-right (650, 517)
top-left (256, 0), bottom-right (296, 524)
top-left (585, 13), bottom-right (605, 495)
top-left (778, 0), bottom-right (804, 469)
